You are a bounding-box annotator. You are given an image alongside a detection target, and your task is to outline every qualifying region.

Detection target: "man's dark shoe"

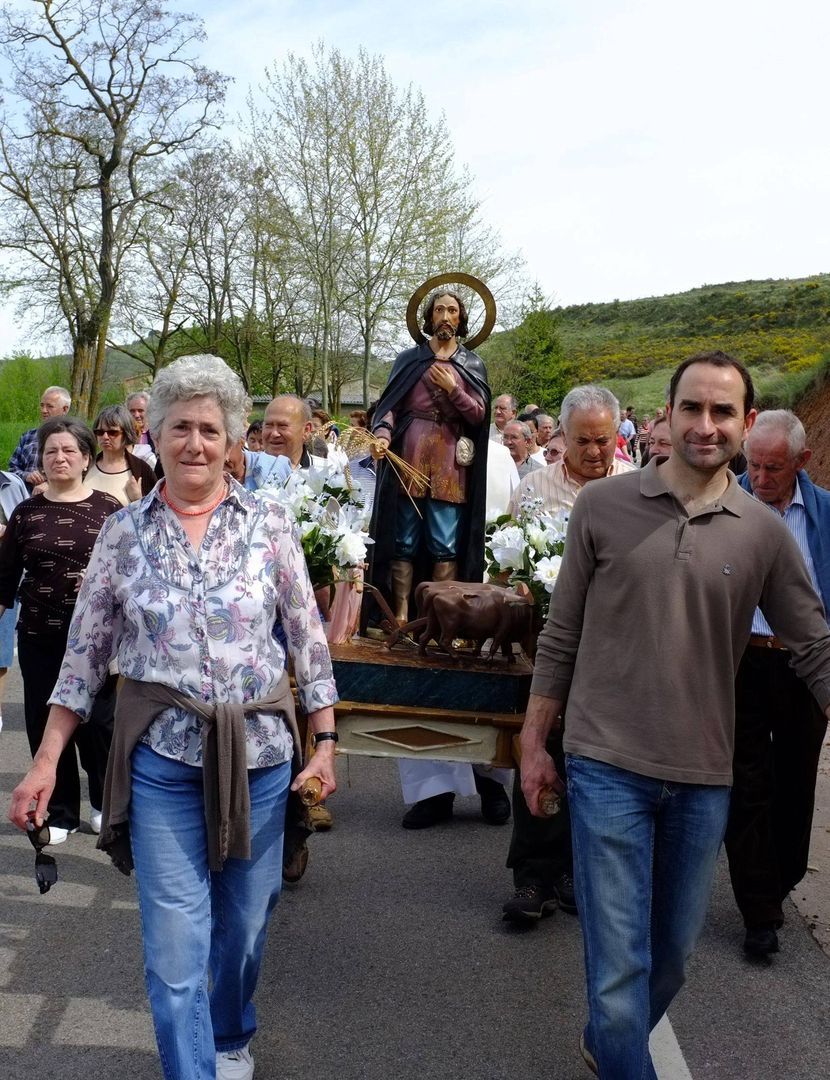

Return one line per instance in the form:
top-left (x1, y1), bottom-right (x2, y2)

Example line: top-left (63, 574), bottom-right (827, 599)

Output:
top-left (402, 792), bottom-right (455, 830)
top-left (282, 840), bottom-right (309, 884)
top-left (474, 772), bottom-right (511, 825)
top-left (554, 870), bottom-right (578, 914)
top-left (744, 925), bottom-right (779, 957)
top-left (502, 884), bottom-right (558, 923)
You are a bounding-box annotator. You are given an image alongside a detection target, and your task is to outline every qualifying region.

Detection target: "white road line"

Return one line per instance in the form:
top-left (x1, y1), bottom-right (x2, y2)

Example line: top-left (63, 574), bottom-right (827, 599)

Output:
top-left (0, 992), bottom-right (46, 1046)
top-left (54, 997), bottom-right (156, 1050)
top-left (651, 1015), bottom-right (694, 1079)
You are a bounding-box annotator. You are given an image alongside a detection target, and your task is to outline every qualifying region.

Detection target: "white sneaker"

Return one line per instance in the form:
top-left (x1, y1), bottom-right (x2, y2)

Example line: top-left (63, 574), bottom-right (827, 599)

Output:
top-left (216, 1045), bottom-right (254, 1080)
top-left (46, 826), bottom-right (78, 846)
top-left (89, 809), bottom-right (103, 834)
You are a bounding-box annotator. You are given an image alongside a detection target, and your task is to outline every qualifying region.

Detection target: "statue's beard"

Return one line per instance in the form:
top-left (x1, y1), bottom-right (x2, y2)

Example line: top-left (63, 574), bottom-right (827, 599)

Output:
top-left (435, 323), bottom-right (455, 340)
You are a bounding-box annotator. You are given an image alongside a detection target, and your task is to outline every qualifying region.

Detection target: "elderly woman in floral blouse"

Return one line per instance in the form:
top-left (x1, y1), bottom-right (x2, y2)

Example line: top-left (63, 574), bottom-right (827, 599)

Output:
top-left (8, 355), bottom-right (339, 1080)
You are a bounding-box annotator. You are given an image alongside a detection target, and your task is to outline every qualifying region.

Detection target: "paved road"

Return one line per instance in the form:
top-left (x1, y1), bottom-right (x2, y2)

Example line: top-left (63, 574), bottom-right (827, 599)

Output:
top-left (1, 664), bottom-right (828, 1079)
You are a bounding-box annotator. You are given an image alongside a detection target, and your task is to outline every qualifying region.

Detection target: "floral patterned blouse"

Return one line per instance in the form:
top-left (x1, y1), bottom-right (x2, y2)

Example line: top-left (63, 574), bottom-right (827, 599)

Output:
top-left (49, 479), bottom-right (339, 769)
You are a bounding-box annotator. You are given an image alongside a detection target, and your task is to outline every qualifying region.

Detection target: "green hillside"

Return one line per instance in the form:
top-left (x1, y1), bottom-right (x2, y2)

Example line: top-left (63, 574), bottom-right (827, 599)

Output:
top-left (482, 274), bottom-right (830, 413)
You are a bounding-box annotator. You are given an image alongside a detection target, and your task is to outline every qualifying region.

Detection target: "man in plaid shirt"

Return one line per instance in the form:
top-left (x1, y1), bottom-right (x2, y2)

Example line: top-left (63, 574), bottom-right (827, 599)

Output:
top-left (8, 386), bottom-right (71, 488)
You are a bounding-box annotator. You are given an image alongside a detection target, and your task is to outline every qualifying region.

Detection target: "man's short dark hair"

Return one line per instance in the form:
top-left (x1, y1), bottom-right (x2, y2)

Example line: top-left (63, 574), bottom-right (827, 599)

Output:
top-left (668, 351), bottom-right (755, 415)
top-left (247, 420), bottom-right (262, 437)
top-left (422, 290), bottom-right (469, 338)
top-left (37, 416), bottom-right (98, 467)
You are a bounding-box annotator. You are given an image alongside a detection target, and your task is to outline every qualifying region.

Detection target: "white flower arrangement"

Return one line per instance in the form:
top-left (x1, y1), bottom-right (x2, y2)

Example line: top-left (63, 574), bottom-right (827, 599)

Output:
top-left (485, 494), bottom-right (568, 620)
top-left (262, 447), bottom-right (373, 588)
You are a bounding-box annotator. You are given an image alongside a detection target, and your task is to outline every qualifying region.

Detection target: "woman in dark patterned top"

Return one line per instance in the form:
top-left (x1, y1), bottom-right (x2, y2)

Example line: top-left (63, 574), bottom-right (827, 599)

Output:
top-left (0, 417), bottom-right (121, 843)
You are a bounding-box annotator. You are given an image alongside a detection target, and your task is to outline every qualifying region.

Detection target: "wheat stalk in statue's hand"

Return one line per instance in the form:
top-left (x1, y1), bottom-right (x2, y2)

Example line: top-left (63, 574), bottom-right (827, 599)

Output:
top-left (330, 425), bottom-right (430, 512)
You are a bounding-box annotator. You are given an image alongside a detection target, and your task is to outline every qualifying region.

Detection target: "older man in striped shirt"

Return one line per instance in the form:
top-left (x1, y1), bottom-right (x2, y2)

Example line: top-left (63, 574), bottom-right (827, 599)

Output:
top-left (507, 389), bottom-right (635, 521)
top-left (726, 409), bottom-right (830, 958)
top-left (503, 386), bottom-right (636, 925)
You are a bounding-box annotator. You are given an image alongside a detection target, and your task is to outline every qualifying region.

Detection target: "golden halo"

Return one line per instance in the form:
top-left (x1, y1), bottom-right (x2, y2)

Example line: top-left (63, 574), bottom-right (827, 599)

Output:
top-left (406, 272), bottom-right (497, 351)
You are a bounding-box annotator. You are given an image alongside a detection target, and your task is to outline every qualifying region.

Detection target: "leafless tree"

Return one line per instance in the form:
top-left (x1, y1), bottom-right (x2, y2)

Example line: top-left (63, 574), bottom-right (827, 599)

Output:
top-left (0, 0), bottom-right (227, 415)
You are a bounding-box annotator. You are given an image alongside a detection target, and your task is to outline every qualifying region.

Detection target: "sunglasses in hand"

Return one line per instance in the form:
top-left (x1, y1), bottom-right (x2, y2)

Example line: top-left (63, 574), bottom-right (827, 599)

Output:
top-left (26, 813), bottom-right (58, 894)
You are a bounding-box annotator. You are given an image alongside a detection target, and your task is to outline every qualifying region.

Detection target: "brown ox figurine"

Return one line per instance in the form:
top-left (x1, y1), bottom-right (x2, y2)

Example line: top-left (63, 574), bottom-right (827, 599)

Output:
top-left (413, 580), bottom-right (534, 662)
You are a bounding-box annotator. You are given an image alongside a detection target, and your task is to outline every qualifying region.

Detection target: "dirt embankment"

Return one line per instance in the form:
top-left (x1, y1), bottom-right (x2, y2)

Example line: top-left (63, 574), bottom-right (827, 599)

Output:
top-left (796, 374), bottom-right (830, 486)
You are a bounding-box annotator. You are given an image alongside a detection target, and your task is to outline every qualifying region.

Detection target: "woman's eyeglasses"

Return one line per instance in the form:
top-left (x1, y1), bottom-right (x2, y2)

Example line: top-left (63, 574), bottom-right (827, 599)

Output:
top-left (94, 428), bottom-right (122, 438)
top-left (26, 813), bottom-right (58, 894)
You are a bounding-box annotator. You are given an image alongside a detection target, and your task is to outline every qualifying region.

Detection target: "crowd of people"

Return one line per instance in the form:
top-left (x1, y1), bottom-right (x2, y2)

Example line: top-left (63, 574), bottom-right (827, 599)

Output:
top-left (3, 309), bottom-right (830, 1079)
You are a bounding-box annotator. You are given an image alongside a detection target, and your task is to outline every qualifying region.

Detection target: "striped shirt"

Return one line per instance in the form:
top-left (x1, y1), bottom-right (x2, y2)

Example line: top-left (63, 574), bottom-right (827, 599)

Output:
top-left (751, 477), bottom-right (825, 634)
top-left (508, 456), bottom-right (636, 518)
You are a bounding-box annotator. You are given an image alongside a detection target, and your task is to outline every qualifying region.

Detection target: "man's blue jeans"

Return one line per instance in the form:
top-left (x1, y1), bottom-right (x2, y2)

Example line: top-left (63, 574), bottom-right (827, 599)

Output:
top-left (566, 754), bottom-right (730, 1080)
top-left (129, 743), bottom-right (290, 1080)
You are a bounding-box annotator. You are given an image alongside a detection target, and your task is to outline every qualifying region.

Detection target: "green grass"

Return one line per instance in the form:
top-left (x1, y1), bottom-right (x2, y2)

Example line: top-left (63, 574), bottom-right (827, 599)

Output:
top-left (601, 354), bottom-right (830, 417)
top-left (601, 369), bottom-right (675, 415)
top-left (0, 421), bottom-right (30, 469)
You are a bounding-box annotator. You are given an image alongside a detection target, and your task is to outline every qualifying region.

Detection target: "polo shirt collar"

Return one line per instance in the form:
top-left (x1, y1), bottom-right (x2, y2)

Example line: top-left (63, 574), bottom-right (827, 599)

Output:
top-left (639, 456), bottom-right (746, 516)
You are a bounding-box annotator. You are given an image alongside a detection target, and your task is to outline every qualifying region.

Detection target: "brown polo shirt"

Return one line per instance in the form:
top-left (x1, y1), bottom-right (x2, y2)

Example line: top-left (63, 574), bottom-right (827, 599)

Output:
top-left (531, 458), bottom-right (830, 785)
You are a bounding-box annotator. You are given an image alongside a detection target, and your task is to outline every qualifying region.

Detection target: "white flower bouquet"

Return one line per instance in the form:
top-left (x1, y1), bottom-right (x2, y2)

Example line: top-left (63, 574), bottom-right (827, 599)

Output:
top-left (485, 494), bottom-right (568, 622)
top-left (263, 446), bottom-right (373, 642)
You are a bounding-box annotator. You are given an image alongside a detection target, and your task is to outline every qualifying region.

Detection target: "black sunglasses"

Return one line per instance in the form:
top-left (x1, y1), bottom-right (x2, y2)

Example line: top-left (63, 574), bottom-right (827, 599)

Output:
top-left (94, 428), bottom-right (123, 438)
top-left (26, 813), bottom-right (58, 894)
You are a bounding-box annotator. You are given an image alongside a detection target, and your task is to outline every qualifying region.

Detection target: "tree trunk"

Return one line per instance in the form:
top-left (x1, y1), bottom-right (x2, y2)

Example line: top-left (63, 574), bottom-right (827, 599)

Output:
top-left (90, 314), bottom-right (111, 419)
top-left (362, 334), bottom-right (371, 410)
top-left (70, 336), bottom-right (98, 419)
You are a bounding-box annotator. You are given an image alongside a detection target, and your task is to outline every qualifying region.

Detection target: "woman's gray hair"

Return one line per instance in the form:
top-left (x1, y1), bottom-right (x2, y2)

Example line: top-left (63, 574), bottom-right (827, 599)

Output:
top-left (560, 385), bottom-right (621, 431)
top-left (94, 404), bottom-right (137, 447)
top-left (747, 409), bottom-right (807, 457)
top-left (147, 355), bottom-right (252, 443)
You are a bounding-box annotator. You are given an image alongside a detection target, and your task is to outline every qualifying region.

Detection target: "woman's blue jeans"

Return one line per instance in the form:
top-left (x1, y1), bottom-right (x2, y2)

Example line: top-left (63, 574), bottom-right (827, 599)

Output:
top-left (566, 754), bottom-right (730, 1080)
top-left (129, 743), bottom-right (290, 1080)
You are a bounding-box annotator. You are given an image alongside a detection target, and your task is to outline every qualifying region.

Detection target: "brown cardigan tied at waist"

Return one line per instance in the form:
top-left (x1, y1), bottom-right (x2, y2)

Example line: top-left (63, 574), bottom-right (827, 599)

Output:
top-left (97, 673), bottom-right (301, 874)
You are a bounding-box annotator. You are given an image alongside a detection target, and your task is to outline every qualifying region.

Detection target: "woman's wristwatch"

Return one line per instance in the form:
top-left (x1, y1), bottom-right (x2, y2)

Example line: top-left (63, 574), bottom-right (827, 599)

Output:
top-left (311, 731), bottom-right (339, 748)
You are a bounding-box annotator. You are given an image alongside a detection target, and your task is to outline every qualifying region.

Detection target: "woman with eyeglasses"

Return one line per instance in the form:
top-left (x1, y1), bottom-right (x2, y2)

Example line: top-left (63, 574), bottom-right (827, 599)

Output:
top-left (542, 429), bottom-right (567, 466)
top-left (89, 404), bottom-right (158, 506)
top-left (8, 355), bottom-right (337, 1080)
top-left (0, 417), bottom-right (121, 842)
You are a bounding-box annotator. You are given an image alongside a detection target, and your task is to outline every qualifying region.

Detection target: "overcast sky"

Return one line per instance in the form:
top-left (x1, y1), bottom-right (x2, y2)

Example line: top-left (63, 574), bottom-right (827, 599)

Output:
top-left (2, 0), bottom-right (829, 355)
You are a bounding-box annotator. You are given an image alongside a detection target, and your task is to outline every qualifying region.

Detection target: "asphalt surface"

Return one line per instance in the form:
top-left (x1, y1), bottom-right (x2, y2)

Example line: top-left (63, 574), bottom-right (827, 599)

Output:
top-left (1, 662), bottom-right (828, 1080)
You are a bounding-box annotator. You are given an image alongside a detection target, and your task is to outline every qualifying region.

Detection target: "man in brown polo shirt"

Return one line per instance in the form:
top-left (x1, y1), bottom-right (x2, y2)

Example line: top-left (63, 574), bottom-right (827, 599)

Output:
top-left (521, 352), bottom-right (830, 1078)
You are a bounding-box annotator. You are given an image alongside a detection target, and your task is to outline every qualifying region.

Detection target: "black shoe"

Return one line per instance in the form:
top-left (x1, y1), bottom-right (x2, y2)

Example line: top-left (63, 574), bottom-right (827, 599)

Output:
top-left (744, 925), bottom-right (779, 957)
top-left (282, 840), bottom-right (309, 884)
top-left (402, 793), bottom-right (455, 829)
top-left (554, 870), bottom-right (578, 914)
top-left (474, 772), bottom-right (511, 825)
top-left (502, 884), bottom-right (558, 923)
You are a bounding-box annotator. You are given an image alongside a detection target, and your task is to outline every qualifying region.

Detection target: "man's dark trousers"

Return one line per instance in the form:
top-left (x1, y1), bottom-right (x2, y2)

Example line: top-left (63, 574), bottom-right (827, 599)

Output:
top-left (506, 731), bottom-right (572, 890)
top-left (725, 644), bottom-right (828, 928)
